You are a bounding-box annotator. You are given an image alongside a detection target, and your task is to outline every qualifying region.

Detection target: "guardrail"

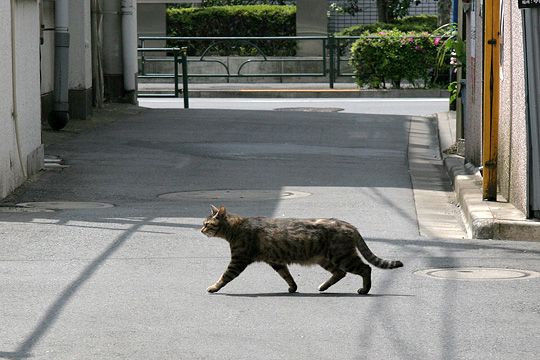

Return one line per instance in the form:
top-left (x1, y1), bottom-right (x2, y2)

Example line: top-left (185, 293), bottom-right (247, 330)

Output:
top-left (137, 46), bottom-right (189, 108)
top-left (138, 36), bottom-right (353, 90)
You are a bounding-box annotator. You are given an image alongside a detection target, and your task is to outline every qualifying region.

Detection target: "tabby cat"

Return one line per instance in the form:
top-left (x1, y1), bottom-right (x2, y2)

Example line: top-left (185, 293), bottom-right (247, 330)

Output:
top-left (201, 205), bottom-right (403, 295)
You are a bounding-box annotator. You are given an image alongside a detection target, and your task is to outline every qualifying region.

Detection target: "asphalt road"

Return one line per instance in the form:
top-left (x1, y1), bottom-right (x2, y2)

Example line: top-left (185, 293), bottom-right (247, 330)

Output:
top-left (1, 105), bottom-right (539, 359)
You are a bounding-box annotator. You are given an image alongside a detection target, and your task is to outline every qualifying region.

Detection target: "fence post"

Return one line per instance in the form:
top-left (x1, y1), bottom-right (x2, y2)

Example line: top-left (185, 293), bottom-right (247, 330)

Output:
top-left (140, 38), bottom-right (146, 76)
top-left (181, 47), bottom-right (189, 109)
top-left (173, 49), bottom-right (179, 98)
top-left (328, 34), bottom-right (335, 89)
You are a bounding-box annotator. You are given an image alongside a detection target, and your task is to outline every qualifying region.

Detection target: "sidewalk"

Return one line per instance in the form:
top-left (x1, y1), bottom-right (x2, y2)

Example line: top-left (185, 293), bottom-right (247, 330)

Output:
top-left (437, 111), bottom-right (540, 240)
top-left (139, 82), bottom-right (450, 98)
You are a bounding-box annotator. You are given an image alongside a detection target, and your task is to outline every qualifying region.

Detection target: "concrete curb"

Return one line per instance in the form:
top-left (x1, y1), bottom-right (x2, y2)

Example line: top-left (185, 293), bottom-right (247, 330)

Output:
top-left (437, 112), bottom-right (540, 241)
top-left (187, 89), bottom-right (450, 98)
top-left (138, 83), bottom-right (450, 99)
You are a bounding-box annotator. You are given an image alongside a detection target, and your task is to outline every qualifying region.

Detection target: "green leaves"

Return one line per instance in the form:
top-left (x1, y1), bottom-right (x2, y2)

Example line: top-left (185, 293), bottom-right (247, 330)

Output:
top-left (337, 15), bottom-right (438, 37)
top-left (167, 5), bottom-right (296, 56)
top-left (350, 29), bottom-right (439, 89)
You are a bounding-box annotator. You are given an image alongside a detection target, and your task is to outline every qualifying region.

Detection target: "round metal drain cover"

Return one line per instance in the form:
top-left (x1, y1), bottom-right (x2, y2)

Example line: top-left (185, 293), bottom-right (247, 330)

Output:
top-left (17, 201), bottom-right (114, 210)
top-left (159, 189), bottom-right (311, 201)
top-left (273, 107), bottom-right (344, 113)
top-left (415, 267), bottom-right (540, 281)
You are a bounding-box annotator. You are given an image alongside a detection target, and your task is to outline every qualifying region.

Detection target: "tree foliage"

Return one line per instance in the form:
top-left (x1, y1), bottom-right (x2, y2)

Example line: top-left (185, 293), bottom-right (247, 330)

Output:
top-left (167, 5), bottom-right (297, 56)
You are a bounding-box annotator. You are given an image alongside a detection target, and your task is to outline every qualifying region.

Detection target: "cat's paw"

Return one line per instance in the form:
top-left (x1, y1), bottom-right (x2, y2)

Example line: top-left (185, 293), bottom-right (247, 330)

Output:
top-left (357, 287), bottom-right (369, 295)
top-left (207, 284), bottom-right (220, 293)
top-left (318, 283), bottom-right (328, 292)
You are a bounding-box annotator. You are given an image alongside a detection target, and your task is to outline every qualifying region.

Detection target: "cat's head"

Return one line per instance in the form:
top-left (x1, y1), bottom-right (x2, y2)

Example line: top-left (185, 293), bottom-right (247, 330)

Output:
top-left (201, 205), bottom-right (227, 237)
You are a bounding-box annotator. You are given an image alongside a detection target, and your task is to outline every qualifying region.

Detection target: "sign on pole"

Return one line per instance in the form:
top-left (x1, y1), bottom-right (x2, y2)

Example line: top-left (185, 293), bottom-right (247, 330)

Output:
top-left (518, 0), bottom-right (540, 8)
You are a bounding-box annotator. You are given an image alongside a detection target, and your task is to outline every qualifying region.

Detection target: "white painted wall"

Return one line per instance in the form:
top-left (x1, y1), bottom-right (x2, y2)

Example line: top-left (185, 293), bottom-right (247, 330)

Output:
top-left (0, 1), bottom-right (18, 198)
top-left (69, 0), bottom-right (92, 91)
top-left (41, 0), bottom-right (55, 96)
top-left (0, 0), bottom-right (43, 200)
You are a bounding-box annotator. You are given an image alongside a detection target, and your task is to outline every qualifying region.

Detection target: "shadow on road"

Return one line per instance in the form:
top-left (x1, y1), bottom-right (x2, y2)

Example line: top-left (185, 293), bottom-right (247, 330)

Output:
top-left (214, 292), bottom-right (414, 298)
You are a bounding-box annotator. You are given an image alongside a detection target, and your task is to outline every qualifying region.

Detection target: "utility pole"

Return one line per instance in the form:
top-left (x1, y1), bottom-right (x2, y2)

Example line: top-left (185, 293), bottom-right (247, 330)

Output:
top-left (482, 0), bottom-right (500, 201)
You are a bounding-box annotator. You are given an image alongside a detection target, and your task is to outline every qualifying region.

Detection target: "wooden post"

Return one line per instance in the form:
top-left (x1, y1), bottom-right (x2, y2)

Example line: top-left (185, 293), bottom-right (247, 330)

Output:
top-left (482, 0), bottom-right (500, 201)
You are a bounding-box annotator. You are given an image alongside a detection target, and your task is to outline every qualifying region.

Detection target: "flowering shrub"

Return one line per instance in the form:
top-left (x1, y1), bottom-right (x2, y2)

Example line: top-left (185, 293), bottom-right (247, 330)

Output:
top-left (434, 23), bottom-right (465, 72)
top-left (349, 29), bottom-right (440, 89)
top-left (433, 23), bottom-right (466, 107)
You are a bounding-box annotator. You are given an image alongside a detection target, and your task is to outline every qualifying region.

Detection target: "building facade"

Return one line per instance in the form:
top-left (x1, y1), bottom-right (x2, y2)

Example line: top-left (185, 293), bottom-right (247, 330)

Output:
top-left (463, 0), bottom-right (540, 218)
top-left (0, 0), bottom-right (43, 200)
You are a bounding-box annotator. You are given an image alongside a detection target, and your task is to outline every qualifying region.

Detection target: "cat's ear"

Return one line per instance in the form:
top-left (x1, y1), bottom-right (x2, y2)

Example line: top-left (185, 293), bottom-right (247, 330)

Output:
top-left (218, 206), bottom-right (227, 217)
top-left (210, 205), bottom-right (219, 216)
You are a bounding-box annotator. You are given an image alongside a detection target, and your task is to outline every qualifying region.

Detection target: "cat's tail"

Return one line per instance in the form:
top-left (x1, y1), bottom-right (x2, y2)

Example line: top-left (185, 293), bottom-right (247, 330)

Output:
top-left (355, 234), bottom-right (403, 269)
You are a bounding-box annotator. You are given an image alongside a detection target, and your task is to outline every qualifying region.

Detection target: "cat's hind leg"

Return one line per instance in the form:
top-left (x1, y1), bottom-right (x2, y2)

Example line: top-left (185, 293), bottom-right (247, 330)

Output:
top-left (207, 259), bottom-right (249, 293)
top-left (335, 256), bottom-right (372, 295)
top-left (269, 263), bottom-right (297, 293)
top-left (318, 260), bottom-right (346, 292)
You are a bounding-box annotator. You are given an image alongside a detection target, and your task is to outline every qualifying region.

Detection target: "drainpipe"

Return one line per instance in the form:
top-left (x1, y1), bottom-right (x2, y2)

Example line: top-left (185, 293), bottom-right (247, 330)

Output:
top-left (49, 0), bottom-right (70, 130)
top-left (121, 0), bottom-right (137, 103)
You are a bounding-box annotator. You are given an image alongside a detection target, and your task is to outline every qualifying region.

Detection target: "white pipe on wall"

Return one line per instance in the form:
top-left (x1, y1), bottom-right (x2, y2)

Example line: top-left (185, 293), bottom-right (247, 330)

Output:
top-left (121, 0), bottom-right (137, 97)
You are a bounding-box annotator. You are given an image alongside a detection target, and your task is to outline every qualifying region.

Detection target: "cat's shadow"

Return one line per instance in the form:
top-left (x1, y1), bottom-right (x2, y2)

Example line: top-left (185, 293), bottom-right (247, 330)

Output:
top-left (214, 292), bottom-right (413, 298)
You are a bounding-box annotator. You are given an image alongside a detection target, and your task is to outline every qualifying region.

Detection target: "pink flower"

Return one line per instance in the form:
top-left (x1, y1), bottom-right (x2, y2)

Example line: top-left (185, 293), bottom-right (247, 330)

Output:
top-left (434, 37), bottom-right (441, 46)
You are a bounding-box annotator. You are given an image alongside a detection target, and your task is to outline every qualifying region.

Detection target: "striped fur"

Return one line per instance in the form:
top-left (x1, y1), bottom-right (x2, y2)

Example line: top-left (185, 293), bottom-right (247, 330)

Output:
top-left (201, 206), bottom-right (403, 295)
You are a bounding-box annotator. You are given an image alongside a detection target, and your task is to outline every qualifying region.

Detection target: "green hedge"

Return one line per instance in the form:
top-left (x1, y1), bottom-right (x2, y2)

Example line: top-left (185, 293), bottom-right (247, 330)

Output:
top-left (167, 5), bottom-right (296, 56)
top-left (350, 29), bottom-right (440, 89)
top-left (337, 15), bottom-right (438, 36)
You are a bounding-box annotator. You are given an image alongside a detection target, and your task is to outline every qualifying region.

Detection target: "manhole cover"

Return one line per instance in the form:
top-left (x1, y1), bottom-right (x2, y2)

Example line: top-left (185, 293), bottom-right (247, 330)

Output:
top-left (17, 201), bottom-right (114, 210)
top-left (273, 107), bottom-right (344, 113)
top-left (415, 267), bottom-right (540, 281)
top-left (158, 189), bottom-right (311, 201)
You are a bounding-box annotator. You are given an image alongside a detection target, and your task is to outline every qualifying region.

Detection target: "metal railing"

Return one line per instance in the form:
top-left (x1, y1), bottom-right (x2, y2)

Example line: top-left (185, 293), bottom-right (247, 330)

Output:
top-left (137, 46), bottom-right (189, 108)
top-left (137, 34), bottom-right (446, 97)
top-left (137, 36), bottom-right (354, 90)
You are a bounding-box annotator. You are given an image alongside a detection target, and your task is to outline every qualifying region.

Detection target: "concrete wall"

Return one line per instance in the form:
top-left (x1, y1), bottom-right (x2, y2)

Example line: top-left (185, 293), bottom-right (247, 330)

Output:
top-left (296, 0), bottom-right (327, 56)
top-left (464, 3), bottom-right (483, 167)
top-left (138, 2), bottom-right (166, 49)
top-left (498, 1), bottom-right (528, 214)
top-left (69, 0), bottom-right (93, 119)
top-left (101, 0), bottom-right (125, 100)
top-left (0, 0), bottom-right (43, 200)
top-left (41, 0), bottom-right (55, 122)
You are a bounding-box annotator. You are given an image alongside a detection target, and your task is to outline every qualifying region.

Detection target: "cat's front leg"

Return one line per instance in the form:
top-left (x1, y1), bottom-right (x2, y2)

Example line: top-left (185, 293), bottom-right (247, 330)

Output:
top-left (269, 263), bottom-right (297, 293)
top-left (207, 259), bottom-right (249, 293)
